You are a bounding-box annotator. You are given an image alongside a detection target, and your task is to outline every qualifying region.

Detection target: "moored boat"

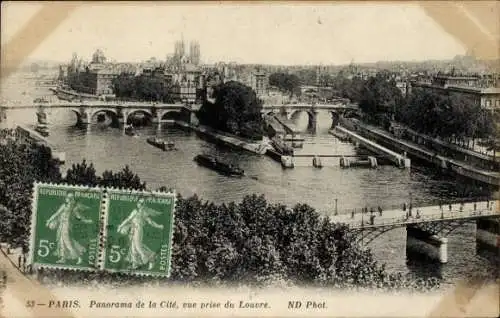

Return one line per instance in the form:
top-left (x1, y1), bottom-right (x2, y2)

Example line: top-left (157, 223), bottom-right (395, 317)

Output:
top-left (270, 137), bottom-right (294, 156)
top-left (194, 154), bottom-right (244, 177)
top-left (147, 137), bottom-right (176, 151)
top-left (35, 124), bottom-right (49, 137)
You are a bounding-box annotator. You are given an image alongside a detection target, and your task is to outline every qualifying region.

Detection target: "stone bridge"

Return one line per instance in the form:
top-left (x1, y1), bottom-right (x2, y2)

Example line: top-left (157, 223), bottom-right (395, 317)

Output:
top-left (1, 102), bottom-right (201, 126)
top-left (330, 200), bottom-right (500, 263)
top-left (261, 101), bottom-right (359, 133)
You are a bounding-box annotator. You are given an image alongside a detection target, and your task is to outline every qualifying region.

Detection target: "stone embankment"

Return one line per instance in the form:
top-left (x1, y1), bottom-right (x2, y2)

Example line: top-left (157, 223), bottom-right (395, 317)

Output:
top-left (175, 121), bottom-right (269, 155)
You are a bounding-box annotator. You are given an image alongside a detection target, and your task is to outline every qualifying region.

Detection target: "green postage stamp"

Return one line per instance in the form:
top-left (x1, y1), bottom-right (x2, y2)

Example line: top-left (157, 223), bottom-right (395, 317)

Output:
top-left (102, 189), bottom-right (176, 277)
top-left (29, 183), bottom-right (104, 271)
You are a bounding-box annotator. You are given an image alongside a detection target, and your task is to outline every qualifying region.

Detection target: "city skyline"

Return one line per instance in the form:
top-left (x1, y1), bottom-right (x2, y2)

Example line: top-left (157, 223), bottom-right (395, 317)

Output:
top-left (2, 3), bottom-right (471, 66)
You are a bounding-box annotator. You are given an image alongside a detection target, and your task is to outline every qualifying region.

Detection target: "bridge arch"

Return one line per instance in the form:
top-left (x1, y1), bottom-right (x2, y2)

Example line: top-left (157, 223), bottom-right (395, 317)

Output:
top-left (90, 109), bottom-right (119, 126)
top-left (160, 110), bottom-right (183, 121)
top-left (289, 109), bottom-right (318, 132)
top-left (126, 109), bottom-right (153, 125)
top-left (69, 108), bottom-right (91, 126)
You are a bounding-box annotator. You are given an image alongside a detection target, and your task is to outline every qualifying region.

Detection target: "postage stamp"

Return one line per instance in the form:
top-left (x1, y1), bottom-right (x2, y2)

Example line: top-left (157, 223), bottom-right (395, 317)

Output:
top-left (28, 183), bottom-right (104, 271)
top-left (102, 189), bottom-right (176, 277)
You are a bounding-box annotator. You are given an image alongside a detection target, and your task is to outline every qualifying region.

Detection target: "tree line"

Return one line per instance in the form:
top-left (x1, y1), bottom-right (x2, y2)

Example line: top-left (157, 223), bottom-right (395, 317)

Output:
top-left (290, 70), bottom-right (498, 148)
top-left (197, 81), bottom-right (264, 141)
top-left (0, 129), bottom-right (442, 291)
top-left (268, 73), bottom-right (301, 98)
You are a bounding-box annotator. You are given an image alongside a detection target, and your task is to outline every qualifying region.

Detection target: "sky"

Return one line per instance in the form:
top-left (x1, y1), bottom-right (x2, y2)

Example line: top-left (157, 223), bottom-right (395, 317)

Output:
top-left (2, 2), bottom-right (467, 65)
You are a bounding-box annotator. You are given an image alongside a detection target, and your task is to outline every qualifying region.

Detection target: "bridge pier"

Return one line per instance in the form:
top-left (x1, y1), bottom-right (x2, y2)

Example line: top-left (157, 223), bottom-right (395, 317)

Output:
top-left (330, 112), bottom-right (340, 129)
top-left (476, 217), bottom-right (500, 253)
top-left (406, 225), bottom-right (448, 263)
top-left (307, 110), bottom-right (318, 134)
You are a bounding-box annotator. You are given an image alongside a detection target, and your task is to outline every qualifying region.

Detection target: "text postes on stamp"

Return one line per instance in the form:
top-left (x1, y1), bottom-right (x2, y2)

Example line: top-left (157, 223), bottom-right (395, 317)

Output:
top-left (102, 189), bottom-right (175, 277)
top-left (29, 183), bottom-right (103, 271)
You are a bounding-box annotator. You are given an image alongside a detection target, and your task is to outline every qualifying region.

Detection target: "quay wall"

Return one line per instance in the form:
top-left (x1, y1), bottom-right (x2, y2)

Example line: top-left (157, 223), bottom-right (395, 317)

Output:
top-left (51, 87), bottom-right (100, 101)
top-left (335, 125), bottom-right (410, 168)
top-left (341, 118), bottom-right (500, 188)
top-left (174, 121), bottom-right (269, 155)
top-left (401, 126), bottom-right (500, 171)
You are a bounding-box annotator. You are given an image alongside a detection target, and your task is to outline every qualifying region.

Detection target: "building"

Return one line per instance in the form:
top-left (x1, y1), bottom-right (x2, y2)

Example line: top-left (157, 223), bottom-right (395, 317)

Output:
top-left (410, 74), bottom-right (500, 111)
top-left (250, 72), bottom-right (267, 96)
top-left (165, 64), bottom-right (203, 104)
top-left (189, 41), bottom-right (201, 66)
top-left (65, 52), bottom-right (138, 97)
top-left (163, 37), bottom-right (205, 103)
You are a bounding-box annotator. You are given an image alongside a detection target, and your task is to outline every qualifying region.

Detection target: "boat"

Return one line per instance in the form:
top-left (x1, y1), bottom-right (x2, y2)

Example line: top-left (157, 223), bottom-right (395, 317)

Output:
top-left (124, 125), bottom-right (137, 137)
top-left (281, 155), bottom-right (294, 169)
top-left (193, 154), bottom-right (244, 177)
top-left (35, 124), bottom-right (49, 137)
top-left (147, 137), bottom-right (176, 151)
top-left (270, 137), bottom-right (294, 156)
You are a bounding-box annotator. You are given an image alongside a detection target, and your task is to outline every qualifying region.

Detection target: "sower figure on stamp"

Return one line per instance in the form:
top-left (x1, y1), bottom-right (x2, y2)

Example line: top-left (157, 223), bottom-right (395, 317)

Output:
top-left (117, 198), bottom-right (164, 270)
top-left (46, 192), bottom-right (92, 265)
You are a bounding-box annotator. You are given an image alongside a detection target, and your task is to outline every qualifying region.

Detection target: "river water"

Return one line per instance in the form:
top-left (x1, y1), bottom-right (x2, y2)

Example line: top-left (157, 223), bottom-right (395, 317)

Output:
top-left (1, 72), bottom-right (498, 288)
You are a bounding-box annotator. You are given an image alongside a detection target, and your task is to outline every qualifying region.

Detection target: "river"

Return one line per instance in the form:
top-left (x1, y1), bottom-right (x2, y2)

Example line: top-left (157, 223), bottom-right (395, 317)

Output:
top-left (1, 71), bottom-right (497, 288)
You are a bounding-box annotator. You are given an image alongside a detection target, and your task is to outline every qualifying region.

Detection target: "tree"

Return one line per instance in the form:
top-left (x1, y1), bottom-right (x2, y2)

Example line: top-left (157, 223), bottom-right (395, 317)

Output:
top-left (398, 88), bottom-right (497, 144)
top-left (197, 81), bottom-right (264, 140)
top-left (359, 73), bottom-right (403, 121)
top-left (65, 160), bottom-right (99, 186)
top-left (269, 73), bottom-right (301, 98)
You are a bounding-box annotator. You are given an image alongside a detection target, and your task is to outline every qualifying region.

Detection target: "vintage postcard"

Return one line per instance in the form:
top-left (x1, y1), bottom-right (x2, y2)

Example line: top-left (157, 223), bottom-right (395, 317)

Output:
top-left (0, 1), bottom-right (499, 317)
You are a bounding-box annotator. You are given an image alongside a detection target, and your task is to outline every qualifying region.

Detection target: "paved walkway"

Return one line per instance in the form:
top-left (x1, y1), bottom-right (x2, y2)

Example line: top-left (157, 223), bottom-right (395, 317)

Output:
top-left (330, 201), bottom-right (500, 229)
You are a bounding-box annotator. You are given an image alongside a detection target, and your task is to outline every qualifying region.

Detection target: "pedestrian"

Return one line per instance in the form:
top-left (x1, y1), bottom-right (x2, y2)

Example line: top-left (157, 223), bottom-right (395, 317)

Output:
top-left (351, 210), bottom-right (355, 219)
top-left (370, 207), bottom-right (374, 214)
top-left (473, 202), bottom-right (476, 211)
top-left (2, 272), bottom-right (6, 285)
top-left (403, 202), bottom-right (407, 211)
top-left (22, 254), bottom-right (26, 271)
top-left (409, 203), bottom-right (413, 217)
top-left (449, 204), bottom-right (452, 211)
top-left (460, 202), bottom-right (464, 212)
top-left (378, 206), bottom-right (383, 216)
top-left (17, 255), bottom-right (21, 268)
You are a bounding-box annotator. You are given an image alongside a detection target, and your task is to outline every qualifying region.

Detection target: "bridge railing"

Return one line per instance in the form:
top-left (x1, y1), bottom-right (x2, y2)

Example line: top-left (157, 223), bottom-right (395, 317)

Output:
top-left (341, 208), bottom-right (499, 229)
top-left (326, 198), bottom-right (498, 217)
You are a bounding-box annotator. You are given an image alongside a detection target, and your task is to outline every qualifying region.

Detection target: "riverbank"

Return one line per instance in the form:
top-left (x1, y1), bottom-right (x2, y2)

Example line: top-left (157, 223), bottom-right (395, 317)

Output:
top-left (50, 87), bottom-right (101, 101)
top-left (340, 118), bottom-right (500, 190)
top-left (175, 121), bottom-right (269, 155)
top-left (15, 125), bottom-right (66, 163)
